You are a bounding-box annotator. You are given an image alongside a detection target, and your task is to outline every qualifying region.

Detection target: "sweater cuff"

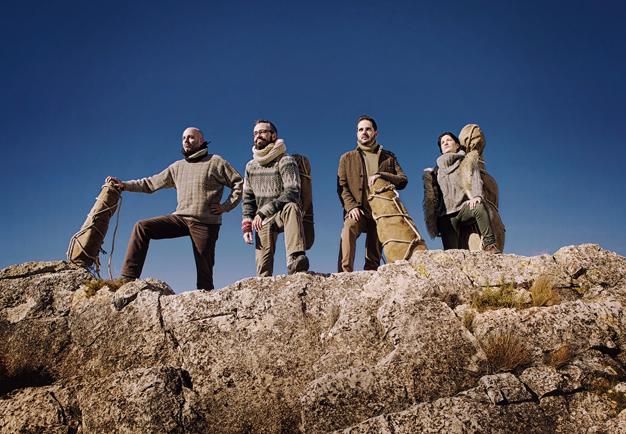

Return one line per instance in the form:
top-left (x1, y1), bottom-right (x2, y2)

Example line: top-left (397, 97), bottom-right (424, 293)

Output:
top-left (241, 220), bottom-right (252, 233)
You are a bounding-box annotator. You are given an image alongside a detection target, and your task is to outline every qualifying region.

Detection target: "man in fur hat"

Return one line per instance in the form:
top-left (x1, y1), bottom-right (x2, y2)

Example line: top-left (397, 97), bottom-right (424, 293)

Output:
top-left (241, 120), bottom-right (309, 276)
top-left (337, 115), bottom-right (408, 272)
top-left (106, 127), bottom-right (243, 290)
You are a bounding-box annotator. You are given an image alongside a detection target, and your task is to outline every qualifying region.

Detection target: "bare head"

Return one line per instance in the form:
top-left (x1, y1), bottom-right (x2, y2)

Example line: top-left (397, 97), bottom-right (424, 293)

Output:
top-left (182, 127), bottom-right (205, 153)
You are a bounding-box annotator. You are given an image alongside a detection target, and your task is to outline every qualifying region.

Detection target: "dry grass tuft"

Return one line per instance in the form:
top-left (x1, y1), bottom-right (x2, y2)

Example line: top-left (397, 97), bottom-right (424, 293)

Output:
top-left (471, 284), bottom-right (523, 312)
top-left (462, 309), bottom-right (476, 331)
top-left (481, 331), bottom-right (532, 373)
top-left (546, 344), bottom-right (574, 368)
top-left (530, 275), bottom-right (560, 307)
top-left (83, 278), bottom-right (127, 297)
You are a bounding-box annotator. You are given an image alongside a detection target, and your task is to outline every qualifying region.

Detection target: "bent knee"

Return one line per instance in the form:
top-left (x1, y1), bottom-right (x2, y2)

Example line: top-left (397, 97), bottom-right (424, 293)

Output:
top-left (283, 202), bottom-right (299, 212)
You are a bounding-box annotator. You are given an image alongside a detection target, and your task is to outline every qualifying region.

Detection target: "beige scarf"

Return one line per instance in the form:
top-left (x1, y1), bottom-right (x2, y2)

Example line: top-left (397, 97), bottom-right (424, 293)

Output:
top-left (253, 139), bottom-right (287, 166)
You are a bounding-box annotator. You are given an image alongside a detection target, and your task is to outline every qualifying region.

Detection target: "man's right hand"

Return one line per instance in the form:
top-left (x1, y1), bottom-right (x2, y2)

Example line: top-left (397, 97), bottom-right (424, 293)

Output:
top-left (106, 176), bottom-right (124, 190)
top-left (243, 232), bottom-right (253, 244)
top-left (347, 207), bottom-right (362, 221)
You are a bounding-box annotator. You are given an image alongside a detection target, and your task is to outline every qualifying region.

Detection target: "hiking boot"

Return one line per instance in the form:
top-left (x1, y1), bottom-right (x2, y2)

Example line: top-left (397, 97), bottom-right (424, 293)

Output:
top-left (483, 244), bottom-right (501, 254)
top-left (287, 253), bottom-right (309, 275)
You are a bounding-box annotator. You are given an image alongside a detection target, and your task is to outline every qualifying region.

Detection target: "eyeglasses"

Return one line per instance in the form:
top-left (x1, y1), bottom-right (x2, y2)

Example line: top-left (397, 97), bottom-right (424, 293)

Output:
top-left (253, 129), bottom-right (273, 136)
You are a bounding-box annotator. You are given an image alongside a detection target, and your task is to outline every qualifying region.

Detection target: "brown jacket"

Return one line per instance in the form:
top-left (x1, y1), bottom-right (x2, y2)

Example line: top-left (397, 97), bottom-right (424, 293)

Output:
top-left (337, 148), bottom-right (408, 214)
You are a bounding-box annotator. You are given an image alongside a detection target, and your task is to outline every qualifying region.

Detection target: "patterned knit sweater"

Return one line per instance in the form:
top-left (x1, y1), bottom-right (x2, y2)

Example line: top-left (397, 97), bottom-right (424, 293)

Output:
top-left (123, 154), bottom-right (243, 225)
top-left (242, 155), bottom-right (301, 222)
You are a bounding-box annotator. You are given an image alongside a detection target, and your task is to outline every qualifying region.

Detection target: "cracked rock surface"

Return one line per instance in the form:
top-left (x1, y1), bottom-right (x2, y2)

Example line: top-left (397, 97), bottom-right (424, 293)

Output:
top-left (1, 244), bottom-right (625, 433)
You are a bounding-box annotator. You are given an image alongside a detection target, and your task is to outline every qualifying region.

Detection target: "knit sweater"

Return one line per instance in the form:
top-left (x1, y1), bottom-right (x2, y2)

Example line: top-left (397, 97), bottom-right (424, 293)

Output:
top-left (123, 154), bottom-right (243, 224)
top-left (436, 151), bottom-right (483, 216)
top-left (242, 154), bottom-right (301, 222)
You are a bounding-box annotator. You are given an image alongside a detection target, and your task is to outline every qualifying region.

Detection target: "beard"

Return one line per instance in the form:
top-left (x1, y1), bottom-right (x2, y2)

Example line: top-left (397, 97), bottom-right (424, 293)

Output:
top-left (254, 138), bottom-right (272, 150)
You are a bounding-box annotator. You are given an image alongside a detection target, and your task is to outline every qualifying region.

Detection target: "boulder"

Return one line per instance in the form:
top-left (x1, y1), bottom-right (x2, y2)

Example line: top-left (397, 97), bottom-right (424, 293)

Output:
top-left (1, 245), bottom-right (625, 433)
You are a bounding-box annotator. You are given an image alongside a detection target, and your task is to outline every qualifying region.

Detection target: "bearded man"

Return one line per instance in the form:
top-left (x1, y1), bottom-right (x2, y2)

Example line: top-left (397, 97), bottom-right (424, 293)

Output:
top-left (106, 127), bottom-right (243, 290)
top-left (241, 120), bottom-right (309, 276)
top-left (336, 115), bottom-right (408, 272)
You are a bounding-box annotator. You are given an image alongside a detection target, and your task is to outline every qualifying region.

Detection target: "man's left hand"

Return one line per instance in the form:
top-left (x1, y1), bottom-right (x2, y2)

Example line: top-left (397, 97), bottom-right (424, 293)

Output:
top-left (209, 203), bottom-right (225, 215)
top-left (368, 174), bottom-right (381, 187)
top-left (252, 215), bottom-right (264, 231)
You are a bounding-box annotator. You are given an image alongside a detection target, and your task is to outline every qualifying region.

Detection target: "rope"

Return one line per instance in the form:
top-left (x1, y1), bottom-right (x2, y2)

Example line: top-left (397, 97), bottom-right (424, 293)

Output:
top-left (67, 183), bottom-right (121, 277)
top-left (369, 182), bottom-right (424, 260)
top-left (107, 193), bottom-right (123, 280)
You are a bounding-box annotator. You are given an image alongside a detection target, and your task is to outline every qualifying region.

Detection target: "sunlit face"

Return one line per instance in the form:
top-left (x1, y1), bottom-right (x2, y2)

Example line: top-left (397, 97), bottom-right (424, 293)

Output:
top-left (356, 120), bottom-right (378, 146)
top-left (182, 128), bottom-right (204, 153)
top-left (439, 134), bottom-right (460, 154)
top-left (253, 123), bottom-right (276, 149)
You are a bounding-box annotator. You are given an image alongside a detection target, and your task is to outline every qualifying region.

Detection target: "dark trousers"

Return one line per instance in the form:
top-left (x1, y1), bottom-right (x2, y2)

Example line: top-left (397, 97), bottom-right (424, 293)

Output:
top-left (120, 214), bottom-right (220, 290)
top-left (438, 202), bottom-right (495, 250)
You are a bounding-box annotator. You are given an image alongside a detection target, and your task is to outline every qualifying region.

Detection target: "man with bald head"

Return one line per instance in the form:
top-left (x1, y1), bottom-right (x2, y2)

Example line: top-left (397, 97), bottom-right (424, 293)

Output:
top-left (106, 127), bottom-right (243, 290)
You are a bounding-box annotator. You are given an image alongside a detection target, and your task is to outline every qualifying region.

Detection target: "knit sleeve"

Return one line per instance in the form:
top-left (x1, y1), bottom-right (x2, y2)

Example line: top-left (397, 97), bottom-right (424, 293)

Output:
top-left (123, 164), bottom-right (175, 193)
top-left (258, 155), bottom-right (301, 219)
top-left (216, 157), bottom-right (244, 212)
top-left (470, 165), bottom-right (484, 199)
top-left (241, 162), bottom-right (257, 222)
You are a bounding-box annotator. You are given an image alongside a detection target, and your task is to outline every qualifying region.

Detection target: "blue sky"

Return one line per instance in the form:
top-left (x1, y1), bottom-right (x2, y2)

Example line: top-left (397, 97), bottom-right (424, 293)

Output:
top-left (1, 0), bottom-right (625, 292)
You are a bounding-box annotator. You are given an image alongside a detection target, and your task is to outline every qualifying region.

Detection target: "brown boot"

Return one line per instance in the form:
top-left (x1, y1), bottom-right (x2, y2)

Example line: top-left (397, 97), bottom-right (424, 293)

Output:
top-left (483, 244), bottom-right (501, 254)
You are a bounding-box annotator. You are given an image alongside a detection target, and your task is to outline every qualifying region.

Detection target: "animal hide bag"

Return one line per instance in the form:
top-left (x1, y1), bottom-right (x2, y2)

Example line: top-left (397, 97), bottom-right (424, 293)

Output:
top-left (368, 177), bottom-right (427, 262)
top-left (67, 181), bottom-right (121, 270)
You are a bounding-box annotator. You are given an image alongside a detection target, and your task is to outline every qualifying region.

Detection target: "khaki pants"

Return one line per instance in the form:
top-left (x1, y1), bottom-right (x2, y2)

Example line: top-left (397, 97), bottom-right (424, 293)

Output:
top-left (255, 203), bottom-right (306, 277)
top-left (338, 213), bottom-right (382, 272)
top-left (121, 214), bottom-right (220, 290)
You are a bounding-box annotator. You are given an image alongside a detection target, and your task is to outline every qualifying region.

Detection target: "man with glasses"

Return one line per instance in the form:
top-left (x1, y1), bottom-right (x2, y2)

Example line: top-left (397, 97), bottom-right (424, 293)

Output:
top-left (241, 120), bottom-right (309, 276)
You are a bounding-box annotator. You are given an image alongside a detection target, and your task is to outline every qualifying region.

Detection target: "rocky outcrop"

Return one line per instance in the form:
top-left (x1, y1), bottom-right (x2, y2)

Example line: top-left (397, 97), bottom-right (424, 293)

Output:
top-left (1, 244), bottom-right (625, 433)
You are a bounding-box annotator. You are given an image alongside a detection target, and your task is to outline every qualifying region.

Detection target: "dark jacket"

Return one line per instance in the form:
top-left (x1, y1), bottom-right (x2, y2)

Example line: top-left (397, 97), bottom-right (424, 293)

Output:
top-left (337, 148), bottom-right (408, 215)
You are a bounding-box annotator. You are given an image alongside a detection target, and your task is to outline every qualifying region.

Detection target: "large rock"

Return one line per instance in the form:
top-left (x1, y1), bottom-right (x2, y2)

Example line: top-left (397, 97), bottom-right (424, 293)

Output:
top-left (0, 244), bottom-right (625, 433)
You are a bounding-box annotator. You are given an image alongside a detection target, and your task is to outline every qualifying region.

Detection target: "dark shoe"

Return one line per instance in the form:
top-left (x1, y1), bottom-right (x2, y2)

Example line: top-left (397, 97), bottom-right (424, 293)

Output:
top-left (483, 244), bottom-right (501, 254)
top-left (287, 254), bottom-right (309, 275)
top-left (118, 275), bottom-right (137, 284)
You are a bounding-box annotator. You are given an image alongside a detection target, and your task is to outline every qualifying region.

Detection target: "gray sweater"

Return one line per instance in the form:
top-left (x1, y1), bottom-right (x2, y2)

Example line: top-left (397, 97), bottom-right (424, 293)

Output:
top-left (123, 154), bottom-right (243, 224)
top-left (242, 155), bottom-right (301, 222)
top-left (436, 151), bottom-right (483, 216)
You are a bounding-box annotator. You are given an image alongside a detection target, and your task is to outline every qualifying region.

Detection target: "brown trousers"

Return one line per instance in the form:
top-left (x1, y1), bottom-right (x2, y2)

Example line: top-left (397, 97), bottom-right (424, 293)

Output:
top-left (120, 214), bottom-right (220, 290)
top-left (255, 203), bottom-right (306, 277)
top-left (338, 213), bottom-right (382, 272)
